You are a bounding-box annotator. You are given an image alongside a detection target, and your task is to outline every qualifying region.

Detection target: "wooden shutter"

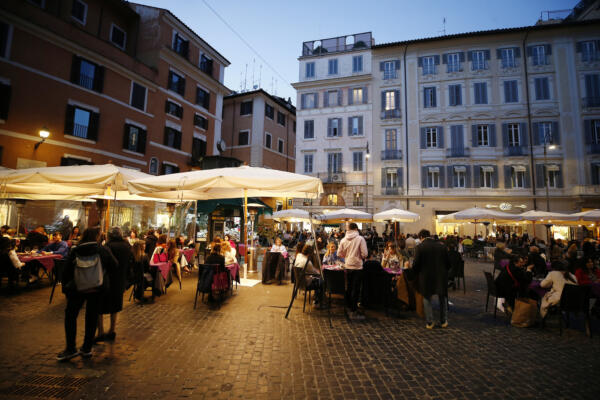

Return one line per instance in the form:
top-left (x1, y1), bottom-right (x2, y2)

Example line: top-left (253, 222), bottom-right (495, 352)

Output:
top-left (492, 166), bottom-right (499, 188)
top-left (379, 62), bottom-right (385, 71)
top-left (313, 93), bottom-right (318, 108)
top-left (519, 123), bottom-right (528, 147)
top-left (545, 44), bottom-right (552, 55)
top-left (532, 122), bottom-right (540, 145)
top-left (552, 121), bottom-right (560, 145)
top-left (394, 60), bottom-right (400, 70)
top-left (347, 88), bottom-right (353, 105)
top-left (394, 90), bottom-right (400, 110)
top-left (473, 166), bottom-right (481, 188)
top-left (536, 164), bottom-right (545, 188)
top-left (337, 118), bottom-right (343, 137)
top-left (323, 92), bottom-right (329, 107)
top-left (496, 49), bottom-right (502, 59)
top-left (439, 165), bottom-right (446, 188)
top-left (489, 125), bottom-right (497, 147)
top-left (484, 50), bottom-right (490, 60)
top-left (442, 54), bottom-right (447, 64)
top-left (514, 47), bottom-right (521, 58)
top-left (337, 90), bottom-right (342, 106)
top-left (301, 94), bottom-right (306, 109)
top-left (448, 166), bottom-right (455, 188)
top-left (524, 165), bottom-right (531, 188)
top-left (592, 164), bottom-right (600, 185)
top-left (502, 123), bottom-right (509, 148)
top-left (504, 166), bottom-right (512, 189)
top-left (465, 166), bottom-right (472, 188)
top-left (451, 126), bottom-right (459, 150)
top-left (437, 126), bottom-right (444, 148)
top-left (420, 128), bottom-right (426, 149)
top-left (122, 124), bottom-right (130, 150)
top-left (381, 169), bottom-right (387, 189)
top-left (418, 57), bottom-right (423, 67)
top-left (64, 105), bottom-right (75, 135)
top-left (381, 91), bottom-right (386, 112)
top-left (178, 76), bottom-right (186, 96)
top-left (434, 55), bottom-right (440, 65)
top-left (93, 65), bottom-right (105, 93)
top-left (347, 117), bottom-right (352, 136)
top-left (182, 40), bottom-right (189, 59)
top-left (362, 87), bottom-right (368, 103)
top-left (137, 129), bottom-right (147, 154)
top-left (421, 166), bottom-right (428, 188)
top-left (471, 125), bottom-right (478, 147)
top-left (397, 167), bottom-right (403, 188)
top-left (358, 116), bottom-right (363, 136)
top-left (88, 112), bottom-right (100, 141)
top-left (70, 56), bottom-right (81, 84)
top-left (327, 119), bottom-right (332, 137)
top-left (584, 120), bottom-right (593, 144)
top-left (467, 51), bottom-right (473, 61)
top-left (163, 127), bottom-right (170, 146)
top-left (432, 87), bottom-right (436, 107)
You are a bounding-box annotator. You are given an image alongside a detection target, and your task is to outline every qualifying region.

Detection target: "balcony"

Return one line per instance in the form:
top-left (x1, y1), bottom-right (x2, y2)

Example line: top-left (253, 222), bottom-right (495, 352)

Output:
top-left (381, 150), bottom-right (402, 160)
top-left (318, 172), bottom-right (346, 184)
top-left (446, 148), bottom-right (470, 158)
top-left (381, 187), bottom-right (399, 195)
top-left (587, 143), bottom-right (600, 154)
top-left (504, 146), bottom-right (527, 156)
top-left (380, 109), bottom-right (401, 120)
top-left (583, 97), bottom-right (600, 108)
top-left (301, 32), bottom-right (372, 57)
top-left (383, 71), bottom-right (398, 80)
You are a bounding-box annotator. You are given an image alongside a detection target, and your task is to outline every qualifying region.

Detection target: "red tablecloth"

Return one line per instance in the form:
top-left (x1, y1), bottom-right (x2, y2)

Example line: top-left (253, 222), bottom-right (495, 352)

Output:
top-left (150, 262), bottom-right (170, 280)
top-left (18, 254), bottom-right (62, 273)
top-left (181, 249), bottom-right (195, 263)
top-left (238, 244), bottom-right (247, 257)
top-left (226, 263), bottom-right (240, 283)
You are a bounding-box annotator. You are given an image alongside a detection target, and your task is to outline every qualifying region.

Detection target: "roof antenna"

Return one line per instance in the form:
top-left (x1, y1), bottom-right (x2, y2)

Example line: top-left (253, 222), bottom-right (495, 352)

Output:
top-left (244, 63), bottom-right (248, 91)
top-left (258, 64), bottom-right (262, 89)
top-left (252, 58), bottom-right (255, 89)
top-left (442, 17), bottom-right (447, 36)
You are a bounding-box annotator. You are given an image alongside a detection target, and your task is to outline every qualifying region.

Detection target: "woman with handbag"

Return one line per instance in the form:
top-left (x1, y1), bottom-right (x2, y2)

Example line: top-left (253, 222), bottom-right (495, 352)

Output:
top-left (494, 255), bottom-right (534, 312)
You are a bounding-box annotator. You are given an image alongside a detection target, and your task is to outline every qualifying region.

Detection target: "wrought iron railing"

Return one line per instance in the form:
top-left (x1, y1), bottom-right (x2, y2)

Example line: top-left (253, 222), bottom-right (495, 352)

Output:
top-left (381, 150), bottom-right (402, 160)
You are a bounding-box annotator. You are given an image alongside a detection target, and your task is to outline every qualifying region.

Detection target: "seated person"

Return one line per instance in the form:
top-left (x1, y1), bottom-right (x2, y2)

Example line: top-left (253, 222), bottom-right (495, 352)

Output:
top-left (527, 246), bottom-right (548, 278)
top-left (224, 234), bottom-right (236, 250)
top-left (270, 237), bottom-right (286, 253)
top-left (461, 236), bottom-right (473, 247)
top-left (221, 240), bottom-right (237, 266)
top-left (493, 242), bottom-right (512, 271)
top-left (447, 245), bottom-right (463, 287)
top-left (68, 226), bottom-right (81, 242)
top-left (494, 255), bottom-right (534, 310)
top-left (293, 244), bottom-right (323, 304)
top-left (539, 261), bottom-right (577, 318)
top-left (205, 244), bottom-right (227, 300)
top-left (42, 232), bottom-right (69, 257)
top-left (26, 226), bottom-right (48, 250)
top-left (150, 234), bottom-right (168, 263)
top-left (381, 242), bottom-right (401, 269)
top-left (575, 257), bottom-right (600, 285)
top-left (322, 242), bottom-right (341, 265)
top-left (0, 237), bottom-right (24, 285)
top-left (1, 225), bottom-right (10, 238)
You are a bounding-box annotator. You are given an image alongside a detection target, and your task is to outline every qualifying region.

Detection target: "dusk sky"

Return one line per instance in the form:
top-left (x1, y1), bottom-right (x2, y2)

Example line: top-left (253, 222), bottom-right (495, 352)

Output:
top-left (134, 0), bottom-right (579, 105)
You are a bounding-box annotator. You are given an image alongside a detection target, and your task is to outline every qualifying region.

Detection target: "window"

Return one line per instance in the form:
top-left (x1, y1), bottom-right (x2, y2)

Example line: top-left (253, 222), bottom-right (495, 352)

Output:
top-left (196, 87), bottom-right (210, 109)
top-left (305, 62), bottom-right (315, 78)
top-left (265, 104), bottom-right (274, 119)
top-left (383, 61), bottom-right (396, 80)
top-left (580, 41), bottom-right (599, 62)
top-left (548, 168), bottom-right (559, 188)
top-left (172, 32), bottom-right (189, 58)
top-left (278, 138), bottom-right (284, 153)
top-left (353, 152), bottom-right (363, 171)
top-left (149, 157), bottom-right (158, 175)
top-left (301, 93), bottom-right (317, 109)
top-left (384, 91), bottom-right (396, 110)
top-left (500, 48), bottom-right (516, 68)
top-left (265, 133), bottom-right (272, 149)
top-left (163, 127), bottom-right (182, 149)
top-left (327, 194), bottom-right (338, 206)
top-left (328, 59), bottom-right (338, 75)
top-left (326, 90), bottom-right (339, 107)
top-left (238, 131), bottom-right (249, 146)
top-left (122, 124), bottom-right (146, 154)
top-left (240, 101), bottom-right (253, 116)
top-left (130, 82), bottom-right (146, 111)
top-left (386, 170), bottom-right (398, 188)
top-left (352, 55), bottom-right (363, 73)
top-left (473, 82), bottom-right (487, 104)
top-left (353, 193), bottom-right (364, 207)
top-left (591, 120), bottom-right (600, 144)
top-left (0, 82), bottom-right (10, 121)
top-left (534, 77), bottom-right (550, 100)
top-left (449, 84), bottom-right (462, 106)
top-left (194, 114), bottom-right (208, 130)
top-left (110, 24), bottom-right (126, 50)
top-left (277, 111), bottom-right (286, 126)
top-left (454, 167), bottom-right (466, 188)
top-left (327, 118), bottom-right (341, 137)
top-left (480, 167), bottom-right (494, 188)
top-left (349, 116), bottom-right (362, 136)
top-left (167, 70), bottom-right (185, 96)
top-left (427, 168), bottom-right (440, 188)
top-left (162, 163), bottom-right (180, 175)
top-left (304, 154), bottom-right (313, 173)
top-left (504, 80), bottom-right (518, 103)
top-left (0, 21), bottom-right (11, 59)
top-left (65, 104), bottom-right (99, 141)
top-left (584, 74), bottom-right (600, 107)
top-left (471, 50), bottom-right (487, 70)
top-left (512, 166), bottom-right (526, 188)
top-left (71, 0), bottom-right (87, 25)
top-left (536, 122), bottom-right (554, 145)
top-left (426, 127), bottom-right (438, 148)
top-left (165, 100), bottom-right (183, 118)
top-left (508, 123), bottom-right (520, 147)
top-left (385, 129), bottom-right (397, 150)
top-left (71, 56), bottom-right (104, 92)
top-left (446, 53), bottom-right (461, 73)
top-left (304, 120), bottom-right (314, 139)
top-left (422, 56), bottom-right (436, 75)
top-left (478, 125), bottom-right (489, 146)
top-left (531, 45), bottom-right (548, 66)
top-left (199, 54), bottom-right (213, 75)
top-left (192, 137), bottom-right (207, 159)
top-left (424, 87), bottom-right (436, 108)
top-left (352, 88), bottom-right (364, 104)
top-left (327, 152), bottom-right (342, 173)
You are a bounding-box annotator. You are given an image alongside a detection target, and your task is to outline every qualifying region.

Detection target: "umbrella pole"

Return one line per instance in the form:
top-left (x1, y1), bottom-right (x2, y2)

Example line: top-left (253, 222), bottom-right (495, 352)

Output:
top-left (243, 189), bottom-right (248, 266)
top-left (110, 184), bottom-right (117, 228)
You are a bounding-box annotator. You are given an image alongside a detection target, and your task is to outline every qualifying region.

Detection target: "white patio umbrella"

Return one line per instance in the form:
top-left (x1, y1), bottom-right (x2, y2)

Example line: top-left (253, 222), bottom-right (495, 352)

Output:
top-left (571, 209), bottom-right (600, 222)
top-left (518, 210), bottom-right (580, 241)
top-left (373, 208), bottom-right (420, 223)
top-left (317, 208), bottom-right (373, 224)
top-left (439, 207), bottom-right (522, 237)
top-left (272, 209), bottom-right (319, 223)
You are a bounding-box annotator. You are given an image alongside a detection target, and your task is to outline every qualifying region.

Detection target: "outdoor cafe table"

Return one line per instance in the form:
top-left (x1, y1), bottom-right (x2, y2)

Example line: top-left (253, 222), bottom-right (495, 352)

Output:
top-left (181, 249), bottom-right (195, 264)
top-left (17, 253), bottom-right (62, 275)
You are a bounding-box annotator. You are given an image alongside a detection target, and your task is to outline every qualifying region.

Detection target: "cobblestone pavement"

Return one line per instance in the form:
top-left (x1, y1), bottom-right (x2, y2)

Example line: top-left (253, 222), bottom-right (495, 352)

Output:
top-left (1, 261), bottom-right (599, 400)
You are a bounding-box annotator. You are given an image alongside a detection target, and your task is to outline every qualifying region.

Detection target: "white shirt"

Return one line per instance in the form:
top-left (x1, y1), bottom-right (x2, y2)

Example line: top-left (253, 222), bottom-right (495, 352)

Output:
top-left (224, 248), bottom-right (237, 265)
top-left (9, 249), bottom-right (24, 269)
top-left (270, 244), bottom-right (286, 253)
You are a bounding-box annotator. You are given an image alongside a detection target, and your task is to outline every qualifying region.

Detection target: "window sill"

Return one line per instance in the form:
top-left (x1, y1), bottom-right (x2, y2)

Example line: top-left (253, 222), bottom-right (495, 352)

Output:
top-left (64, 135), bottom-right (96, 144)
top-left (123, 149), bottom-right (145, 157)
top-left (303, 138), bottom-right (316, 141)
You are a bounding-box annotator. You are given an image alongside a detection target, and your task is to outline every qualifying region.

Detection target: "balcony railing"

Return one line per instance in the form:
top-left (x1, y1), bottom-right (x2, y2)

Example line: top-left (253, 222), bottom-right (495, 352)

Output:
top-left (380, 109), bottom-right (401, 120)
top-left (318, 172), bottom-right (346, 184)
top-left (422, 66), bottom-right (437, 75)
top-left (72, 123), bottom-right (89, 139)
top-left (383, 71), bottom-right (398, 80)
top-left (587, 143), bottom-right (600, 154)
top-left (581, 53), bottom-right (600, 62)
top-left (381, 187), bottom-right (399, 195)
top-left (501, 60), bottom-right (519, 69)
top-left (583, 97), bottom-right (600, 108)
top-left (446, 64), bottom-right (463, 73)
top-left (471, 61), bottom-right (489, 71)
top-left (446, 148), bottom-right (470, 158)
top-left (77, 74), bottom-right (94, 90)
top-left (301, 32), bottom-right (372, 57)
top-left (381, 149), bottom-right (402, 160)
top-left (504, 146), bottom-right (526, 156)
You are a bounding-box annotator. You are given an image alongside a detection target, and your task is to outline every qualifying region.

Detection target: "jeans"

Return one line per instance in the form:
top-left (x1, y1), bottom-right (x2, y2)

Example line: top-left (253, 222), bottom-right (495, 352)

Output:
top-left (345, 269), bottom-right (363, 312)
top-left (64, 291), bottom-right (101, 350)
top-left (423, 295), bottom-right (448, 324)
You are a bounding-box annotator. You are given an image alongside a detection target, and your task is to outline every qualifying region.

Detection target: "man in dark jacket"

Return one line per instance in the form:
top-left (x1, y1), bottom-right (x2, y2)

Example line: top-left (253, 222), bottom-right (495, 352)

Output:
top-left (57, 227), bottom-right (117, 362)
top-left (411, 229), bottom-right (450, 329)
top-left (527, 246), bottom-right (547, 278)
top-left (494, 255), bottom-right (534, 310)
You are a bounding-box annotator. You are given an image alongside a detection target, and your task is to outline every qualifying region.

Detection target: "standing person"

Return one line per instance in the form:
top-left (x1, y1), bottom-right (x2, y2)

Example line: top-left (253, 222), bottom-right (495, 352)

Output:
top-left (411, 229), bottom-right (450, 329)
top-left (337, 223), bottom-right (368, 320)
top-left (405, 234), bottom-right (416, 258)
top-left (131, 241), bottom-right (151, 302)
top-left (57, 227), bottom-right (117, 361)
top-left (96, 227), bottom-right (132, 343)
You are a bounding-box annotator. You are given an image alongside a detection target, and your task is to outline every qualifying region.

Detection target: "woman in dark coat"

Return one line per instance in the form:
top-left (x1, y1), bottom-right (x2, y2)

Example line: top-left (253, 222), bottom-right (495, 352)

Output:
top-left (494, 255), bottom-right (534, 310)
top-left (97, 227), bottom-right (132, 342)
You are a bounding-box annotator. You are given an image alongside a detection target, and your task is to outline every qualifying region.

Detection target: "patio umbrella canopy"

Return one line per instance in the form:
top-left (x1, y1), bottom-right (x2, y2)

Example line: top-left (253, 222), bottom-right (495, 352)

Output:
top-left (272, 209), bottom-right (322, 224)
top-left (518, 210), bottom-right (579, 223)
top-left (373, 208), bottom-right (420, 223)
top-left (571, 209), bottom-right (600, 222)
top-left (438, 207), bottom-right (522, 223)
top-left (317, 208), bottom-right (373, 224)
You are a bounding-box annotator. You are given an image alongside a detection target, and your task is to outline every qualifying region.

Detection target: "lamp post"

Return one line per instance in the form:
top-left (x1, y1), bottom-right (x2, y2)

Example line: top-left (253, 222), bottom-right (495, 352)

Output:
top-left (543, 131), bottom-right (557, 212)
top-left (365, 142), bottom-right (370, 213)
top-left (34, 127), bottom-right (50, 150)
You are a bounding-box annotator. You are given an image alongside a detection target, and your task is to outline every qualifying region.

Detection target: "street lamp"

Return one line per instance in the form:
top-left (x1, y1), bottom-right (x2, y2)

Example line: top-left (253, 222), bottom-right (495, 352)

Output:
top-left (365, 142), bottom-right (370, 212)
top-left (543, 131), bottom-right (556, 212)
top-left (34, 127), bottom-right (50, 150)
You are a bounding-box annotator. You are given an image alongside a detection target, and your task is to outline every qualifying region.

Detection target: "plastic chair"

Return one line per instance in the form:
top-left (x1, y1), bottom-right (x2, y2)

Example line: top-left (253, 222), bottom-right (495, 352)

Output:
top-left (545, 284), bottom-right (592, 337)
top-left (484, 271), bottom-right (499, 319)
top-left (49, 259), bottom-right (67, 304)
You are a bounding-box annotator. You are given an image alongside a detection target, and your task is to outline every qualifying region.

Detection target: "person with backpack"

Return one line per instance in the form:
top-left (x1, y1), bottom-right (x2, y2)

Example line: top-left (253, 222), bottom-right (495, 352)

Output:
top-left (57, 227), bottom-right (117, 362)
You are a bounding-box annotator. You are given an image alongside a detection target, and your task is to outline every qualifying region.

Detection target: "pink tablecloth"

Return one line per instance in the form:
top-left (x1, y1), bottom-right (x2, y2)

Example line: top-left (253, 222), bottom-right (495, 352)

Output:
top-left (18, 254), bottom-right (62, 273)
top-left (322, 264), bottom-right (343, 271)
top-left (383, 267), bottom-right (403, 276)
top-left (182, 249), bottom-right (195, 264)
top-left (150, 262), bottom-right (170, 280)
top-left (226, 263), bottom-right (240, 283)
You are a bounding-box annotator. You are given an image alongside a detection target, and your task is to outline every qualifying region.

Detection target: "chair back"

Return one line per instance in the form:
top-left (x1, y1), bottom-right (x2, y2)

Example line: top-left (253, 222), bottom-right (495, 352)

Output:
top-left (484, 271), bottom-right (497, 296)
top-left (197, 264), bottom-right (219, 293)
top-left (293, 266), bottom-right (307, 290)
top-left (53, 259), bottom-right (68, 283)
top-left (323, 269), bottom-right (345, 295)
top-left (560, 284), bottom-right (591, 313)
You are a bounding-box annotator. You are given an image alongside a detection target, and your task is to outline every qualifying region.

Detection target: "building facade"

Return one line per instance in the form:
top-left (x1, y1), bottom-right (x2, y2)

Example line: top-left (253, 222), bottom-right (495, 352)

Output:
top-left (0, 0), bottom-right (229, 174)
top-left (222, 89), bottom-right (296, 172)
top-left (293, 32), bottom-right (373, 212)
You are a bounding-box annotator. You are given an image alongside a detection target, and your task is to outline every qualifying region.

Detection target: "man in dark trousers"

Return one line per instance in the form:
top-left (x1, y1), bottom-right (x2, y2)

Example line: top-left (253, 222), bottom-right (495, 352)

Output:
top-left (412, 229), bottom-right (451, 329)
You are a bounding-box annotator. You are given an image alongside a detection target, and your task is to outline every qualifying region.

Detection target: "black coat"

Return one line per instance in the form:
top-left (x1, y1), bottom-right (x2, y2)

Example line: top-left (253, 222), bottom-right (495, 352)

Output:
top-left (494, 263), bottom-right (532, 299)
top-left (528, 252), bottom-right (547, 277)
top-left (102, 239), bottom-right (132, 314)
top-left (145, 235), bottom-right (158, 257)
top-left (62, 242), bottom-right (117, 294)
top-left (412, 238), bottom-right (450, 298)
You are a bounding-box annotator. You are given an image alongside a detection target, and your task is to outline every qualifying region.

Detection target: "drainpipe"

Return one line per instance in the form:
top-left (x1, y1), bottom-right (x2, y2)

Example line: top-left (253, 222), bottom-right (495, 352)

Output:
top-left (522, 30), bottom-right (537, 210)
top-left (230, 100), bottom-right (235, 157)
top-left (403, 44), bottom-right (409, 210)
